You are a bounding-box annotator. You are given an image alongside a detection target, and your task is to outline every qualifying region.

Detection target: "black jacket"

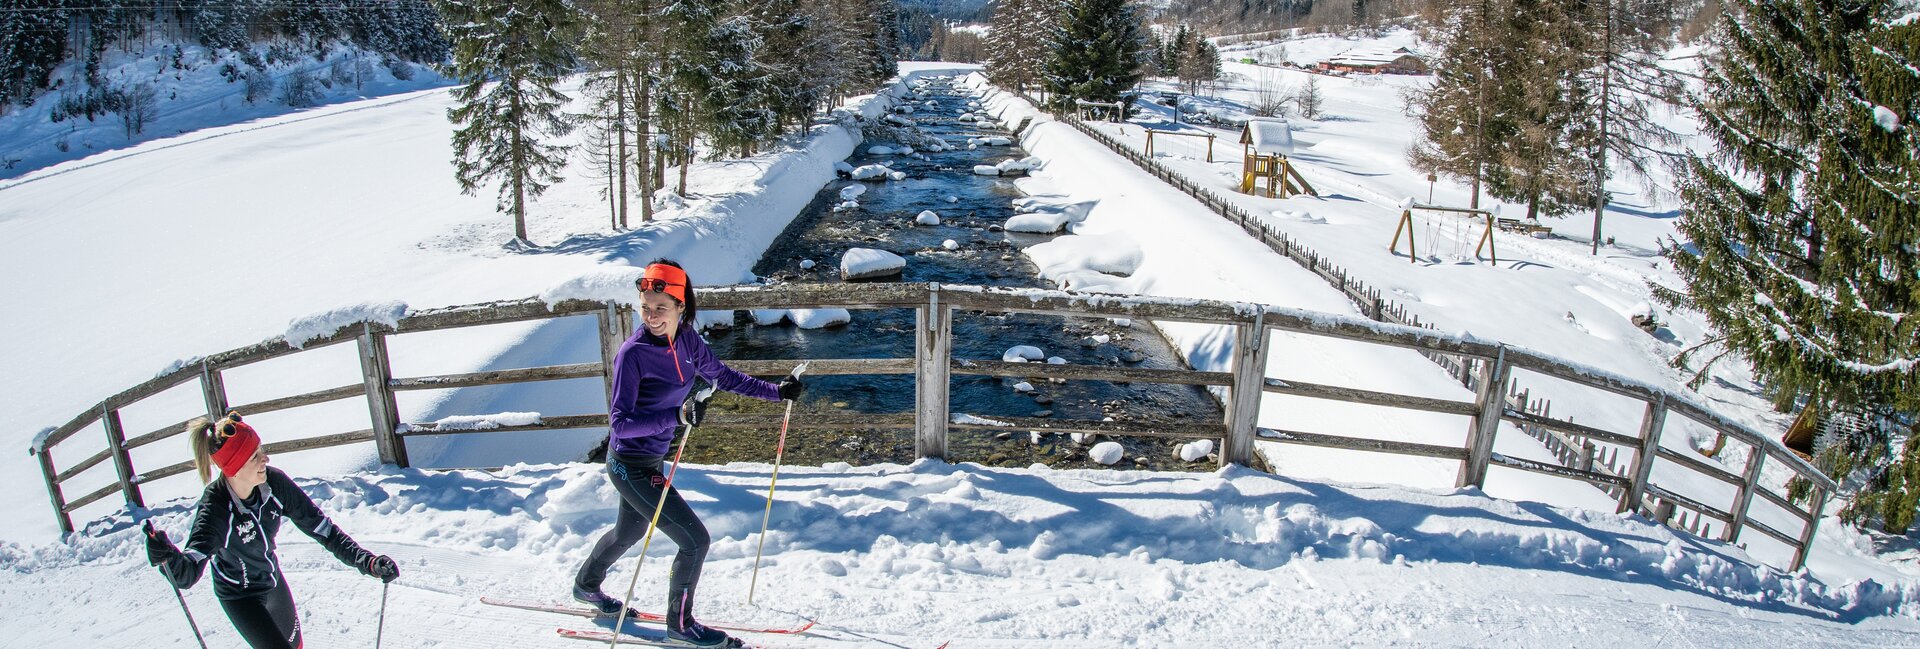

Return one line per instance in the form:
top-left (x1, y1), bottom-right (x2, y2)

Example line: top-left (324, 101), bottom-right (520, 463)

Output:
top-left (158, 467), bottom-right (372, 600)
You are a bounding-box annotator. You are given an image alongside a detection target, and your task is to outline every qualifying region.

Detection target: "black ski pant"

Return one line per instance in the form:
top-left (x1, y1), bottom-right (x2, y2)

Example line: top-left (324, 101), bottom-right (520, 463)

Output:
top-left (219, 578), bottom-right (302, 649)
top-left (575, 451), bottom-right (712, 630)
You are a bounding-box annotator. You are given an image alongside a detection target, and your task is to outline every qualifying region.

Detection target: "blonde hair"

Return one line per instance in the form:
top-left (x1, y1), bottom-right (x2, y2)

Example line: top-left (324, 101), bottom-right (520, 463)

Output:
top-left (188, 414), bottom-right (245, 485)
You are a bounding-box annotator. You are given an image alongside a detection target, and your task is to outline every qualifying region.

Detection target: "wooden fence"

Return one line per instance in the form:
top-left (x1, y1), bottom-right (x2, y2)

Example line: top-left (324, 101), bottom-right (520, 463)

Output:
top-left (1008, 100), bottom-right (1838, 568)
top-left (29, 282), bottom-right (1836, 570)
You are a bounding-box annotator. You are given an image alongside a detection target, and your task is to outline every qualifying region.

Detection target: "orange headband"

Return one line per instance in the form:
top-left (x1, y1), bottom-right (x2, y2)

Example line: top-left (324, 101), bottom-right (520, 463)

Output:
top-left (640, 264), bottom-right (689, 303)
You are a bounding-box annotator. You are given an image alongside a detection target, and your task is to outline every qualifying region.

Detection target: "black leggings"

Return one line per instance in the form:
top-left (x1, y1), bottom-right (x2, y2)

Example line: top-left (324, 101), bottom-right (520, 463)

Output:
top-left (219, 578), bottom-right (302, 649)
top-left (575, 452), bottom-right (712, 627)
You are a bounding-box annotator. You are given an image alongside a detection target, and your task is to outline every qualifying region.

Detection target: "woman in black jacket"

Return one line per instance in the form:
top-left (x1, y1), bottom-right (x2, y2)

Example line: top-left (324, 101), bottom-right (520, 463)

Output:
top-left (145, 412), bottom-right (399, 649)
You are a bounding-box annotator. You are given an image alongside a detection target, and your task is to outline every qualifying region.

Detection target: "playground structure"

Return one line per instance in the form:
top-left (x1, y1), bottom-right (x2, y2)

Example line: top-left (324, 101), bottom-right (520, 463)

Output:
top-left (1390, 201), bottom-right (1499, 264)
top-left (1074, 99), bottom-right (1125, 122)
top-left (1144, 128), bottom-right (1216, 162)
top-left (1238, 118), bottom-right (1316, 198)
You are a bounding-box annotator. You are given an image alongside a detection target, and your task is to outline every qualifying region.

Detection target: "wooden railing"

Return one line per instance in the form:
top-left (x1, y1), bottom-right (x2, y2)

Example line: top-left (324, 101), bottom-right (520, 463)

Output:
top-left (28, 283), bottom-right (1836, 570)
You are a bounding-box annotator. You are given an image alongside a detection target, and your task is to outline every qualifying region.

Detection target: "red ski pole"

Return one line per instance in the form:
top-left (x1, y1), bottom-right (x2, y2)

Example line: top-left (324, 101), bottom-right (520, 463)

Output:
top-left (748, 362), bottom-right (808, 606)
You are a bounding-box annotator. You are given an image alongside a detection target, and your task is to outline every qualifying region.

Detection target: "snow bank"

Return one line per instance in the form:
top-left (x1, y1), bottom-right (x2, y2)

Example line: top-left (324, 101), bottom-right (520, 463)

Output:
top-left (840, 248), bottom-right (907, 280)
top-left (1027, 234), bottom-right (1144, 293)
top-left (788, 308), bottom-right (852, 329)
top-left (284, 301), bottom-right (408, 348)
top-left (399, 412), bottom-right (542, 433)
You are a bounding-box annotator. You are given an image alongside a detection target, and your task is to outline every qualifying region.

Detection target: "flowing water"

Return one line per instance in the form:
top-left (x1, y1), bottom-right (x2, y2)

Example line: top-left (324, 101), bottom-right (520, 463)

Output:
top-left (686, 77), bottom-right (1223, 471)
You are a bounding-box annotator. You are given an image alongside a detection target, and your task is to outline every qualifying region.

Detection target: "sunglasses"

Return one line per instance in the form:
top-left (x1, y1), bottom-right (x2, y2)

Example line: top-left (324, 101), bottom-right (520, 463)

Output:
top-left (216, 411), bottom-right (246, 441)
top-left (638, 278), bottom-right (682, 294)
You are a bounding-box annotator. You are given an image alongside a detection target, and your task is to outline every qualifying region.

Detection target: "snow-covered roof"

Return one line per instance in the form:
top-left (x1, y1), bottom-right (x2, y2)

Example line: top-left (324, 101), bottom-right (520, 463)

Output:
top-left (1325, 47), bottom-right (1424, 67)
top-left (1241, 118), bottom-right (1294, 156)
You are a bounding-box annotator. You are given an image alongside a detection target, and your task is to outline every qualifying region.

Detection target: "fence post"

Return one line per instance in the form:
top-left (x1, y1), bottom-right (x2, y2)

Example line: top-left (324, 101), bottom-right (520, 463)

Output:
top-left (200, 362), bottom-right (229, 419)
top-left (358, 323), bottom-right (408, 467)
top-left (35, 442), bottom-right (73, 534)
top-left (1725, 444), bottom-right (1768, 543)
top-left (1223, 310), bottom-right (1270, 467)
top-left (1791, 486), bottom-right (1829, 571)
top-left (1457, 346), bottom-right (1510, 488)
top-left (1578, 440), bottom-right (1596, 473)
top-left (103, 407), bottom-right (144, 509)
top-left (597, 303), bottom-right (631, 409)
top-left (915, 285), bottom-right (953, 460)
top-left (1619, 394), bottom-right (1667, 515)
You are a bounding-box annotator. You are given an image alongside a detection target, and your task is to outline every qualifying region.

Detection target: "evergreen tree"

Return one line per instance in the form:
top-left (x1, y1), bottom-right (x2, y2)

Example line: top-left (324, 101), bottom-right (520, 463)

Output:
top-left (1293, 74), bottom-right (1323, 119)
top-left (987, 0), bottom-right (1040, 92)
top-left (1178, 31), bottom-right (1219, 95)
top-left (1408, 0), bottom-right (1500, 208)
top-left (442, 0), bottom-right (581, 244)
top-left (1565, 0), bottom-right (1685, 253)
top-left (1043, 0), bottom-right (1147, 113)
top-left (1480, 0), bottom-right (1592, 221)
top-left (0, 1), bottom-right (66, 112)
top-left (1166, 24), bottom-right (1191, 77)
top-left (1658, 0), bottom-right (1918, 529)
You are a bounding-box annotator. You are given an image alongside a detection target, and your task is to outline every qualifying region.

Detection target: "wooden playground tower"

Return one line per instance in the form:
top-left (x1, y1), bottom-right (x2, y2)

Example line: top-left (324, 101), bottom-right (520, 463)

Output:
top-left (1239, 118), bottom-right (1317, 199)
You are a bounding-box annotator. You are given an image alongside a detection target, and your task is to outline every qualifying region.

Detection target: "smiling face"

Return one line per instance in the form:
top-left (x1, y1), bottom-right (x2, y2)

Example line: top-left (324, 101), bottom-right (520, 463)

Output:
top-left (640, 290), bottom-right (685, 339)
top-left (230, 447), bottom-right (269, 492)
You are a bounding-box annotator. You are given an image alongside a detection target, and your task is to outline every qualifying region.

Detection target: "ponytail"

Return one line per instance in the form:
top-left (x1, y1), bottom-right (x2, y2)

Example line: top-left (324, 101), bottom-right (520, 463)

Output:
top-left (188, 417), bottom-right (218, 484)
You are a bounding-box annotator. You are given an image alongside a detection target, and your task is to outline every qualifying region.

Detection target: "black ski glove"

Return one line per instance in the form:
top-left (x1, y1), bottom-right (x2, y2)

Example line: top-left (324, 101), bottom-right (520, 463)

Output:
top-left (360, 554), bottom-right (400, 583)
top-left (679, 396), bottom-right (709, 428)
top-left (144, 521), bottom-right (177, 567)
top-left (777, 375), bottom-right (805, 401)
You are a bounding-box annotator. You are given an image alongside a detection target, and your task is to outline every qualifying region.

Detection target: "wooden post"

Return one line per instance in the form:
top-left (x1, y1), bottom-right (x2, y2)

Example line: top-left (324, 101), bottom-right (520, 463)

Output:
top-left (103, 407), bottom-right (143, 509)
top-left (1725, 444), bottom-right (1768, 543)
top-left (1652, 498), bottom-right (1676, 525)
top-left (1223, 311), bottom-right (1271, 467)
top-left (597, 303), bottom-right (630, 409)
top-left (1578, 440), bottom-right (1596, 473)
top-left (915, 286), bottom-right (953, 460)
top-left (1390, 210), bottom-right (1418, 262)
top-left (1457, 346), bottom-right (1511, 488)
top-left (1619, 395), bottom-right (1667, 514)
top-left (358, 324), bottom-right (408, 467)
top-left (1206, 134), bottom-right (1214, 162)
top-left (1791, 486), bottom-right (1829, 571)
top-left (35, 443), bottom-right (72, 535)
top-left (201, 362), bottom-right (229, 419)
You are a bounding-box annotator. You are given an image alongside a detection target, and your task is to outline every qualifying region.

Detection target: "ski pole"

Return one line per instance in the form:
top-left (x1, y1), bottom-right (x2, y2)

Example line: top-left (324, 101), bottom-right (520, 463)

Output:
top-left (748, 362), bottom-right (807, 606)
top-left (376, 580), bottom-right (389, 649)
top-left (146, 521), bottom-right (209, 649)
top-left (610, 385), bottom-right (715, 649)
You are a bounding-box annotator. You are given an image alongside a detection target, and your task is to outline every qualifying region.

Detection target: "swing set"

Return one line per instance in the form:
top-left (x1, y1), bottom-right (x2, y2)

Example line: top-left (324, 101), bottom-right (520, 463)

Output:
top-left (1389, 202), bottom-right (1500, 265)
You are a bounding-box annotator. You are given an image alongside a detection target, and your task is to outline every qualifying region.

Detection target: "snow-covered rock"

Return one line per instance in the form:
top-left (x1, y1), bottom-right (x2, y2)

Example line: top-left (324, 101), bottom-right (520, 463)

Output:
top-left (839, 184), bottom-right (867, 200)
top-left (1090, 441), bottom-right (1125, 465)
top-left (799, 259), bottom-right (816, 270)
top-left (972, 165), bottom-right (1002, 176)
top-left (889, 171), bottom-right (908, 181)
top-left (942, 239), bottom-right (960, 251)
top-left (840, 248), bottom-right (906, 280)
top-left (1179, 439), bottom-right (1215, 462)
top-left (1012, 381), bottom-right (1036, 393)
top-left (916, 210), bottom-right (941, 226)
top-left (789, 308), bottom-right (852, 329)
top-left (1003, 345), bottom-right (1045, 362)
top-left (868, 145), bottom-right (898, 155)
top-left (850, 164), bottom-right (894, 181)
top-left (751, 309), bottom-right (789, 325)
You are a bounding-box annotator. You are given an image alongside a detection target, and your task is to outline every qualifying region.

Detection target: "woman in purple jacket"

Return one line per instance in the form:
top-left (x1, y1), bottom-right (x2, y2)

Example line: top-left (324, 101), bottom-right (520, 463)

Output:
top-left (573, 259), bottom-right (803, 648)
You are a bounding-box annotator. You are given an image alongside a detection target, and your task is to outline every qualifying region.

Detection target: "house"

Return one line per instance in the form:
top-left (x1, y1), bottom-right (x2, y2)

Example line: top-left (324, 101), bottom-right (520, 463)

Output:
top-left (1317, 47), bottom-right (1429, 75)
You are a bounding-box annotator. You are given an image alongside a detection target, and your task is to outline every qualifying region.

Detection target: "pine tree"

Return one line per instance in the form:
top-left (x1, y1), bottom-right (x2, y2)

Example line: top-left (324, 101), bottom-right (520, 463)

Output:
top-left (1166, 24), bottom-right (1191, 77)
top-left (1480, 0), bottom-right (1591, 221)
top-left (1657, 0), bottom-right (1919, 530)
top-left (1408, 0), bottom-right (1500, 208)
top-left (1043, 0), bottom-right (1147, 113)
top-left (987, 0), bottom-right (1042, 92)
top-left (442, 0), bottom-right (581, 244)
top-left (1178, 32), bottom-right (1219, 95)
top-left (0, 1), bottom-right (66, 112)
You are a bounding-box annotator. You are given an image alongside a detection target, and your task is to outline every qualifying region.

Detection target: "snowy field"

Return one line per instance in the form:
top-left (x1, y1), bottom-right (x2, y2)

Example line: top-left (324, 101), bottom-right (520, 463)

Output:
top-left (1, 38), bottom-right (1919, 647)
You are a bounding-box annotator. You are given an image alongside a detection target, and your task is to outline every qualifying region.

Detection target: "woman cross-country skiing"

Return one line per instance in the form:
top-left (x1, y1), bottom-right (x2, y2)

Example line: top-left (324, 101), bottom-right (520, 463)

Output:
top-left (572, 259), bottom-right (804, 648)
top-left (145, 412), bottom-right (400, 649)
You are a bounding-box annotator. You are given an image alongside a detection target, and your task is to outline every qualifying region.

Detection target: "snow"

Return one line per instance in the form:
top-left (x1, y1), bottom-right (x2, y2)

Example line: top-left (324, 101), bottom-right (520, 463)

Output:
top-left (399, 412), bottom-right (543, 433)
top-left (1089, 441), bottom-right (1126, 465)
top-left (1003, 345), bottom-right (1045, 362)
top-left (787, 308), bottom-right (852, 329)
top-left (1180, 439), bottom-right (1216, 462)
top-left (839, 248), bottom-right (906, 280)
top-left (6, 56), bottom-right (1920, 646)
top-left (838, 184), bottom-right (866, 200)
top-left (941, 239), bottom-right (960, 251)
top-left (971, 164), bottom-right (1003, 176)
top-left (284, 301), bottom-right (409, 348)
top-left (1874, 105), bottom-right (1902, 132)
top-left (1244, 117), bottom-right (1295, 156)
top-left (915, 210), bottom-right (941, 226)
top-left (849, 164), bottom-right (896, 180)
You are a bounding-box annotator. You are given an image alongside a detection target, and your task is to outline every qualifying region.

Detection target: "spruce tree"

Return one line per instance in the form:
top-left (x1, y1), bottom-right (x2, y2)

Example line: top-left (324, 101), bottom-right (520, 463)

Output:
top-left (987, 0), bottom-right (1050, 94)
top-left (0, 1), bottom-right (66, 112)
top-left (1658, 0), bottom-right (1918, 529)
top-left (442, 0), bottom-right (580, 244)
top-left (1043, 0), bottom-right (1147, 113)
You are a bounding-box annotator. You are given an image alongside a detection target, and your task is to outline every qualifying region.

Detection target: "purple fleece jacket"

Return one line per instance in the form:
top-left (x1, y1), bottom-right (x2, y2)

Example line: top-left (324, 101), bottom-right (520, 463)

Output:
top-left (608, 320), bottom-right (781, 456)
